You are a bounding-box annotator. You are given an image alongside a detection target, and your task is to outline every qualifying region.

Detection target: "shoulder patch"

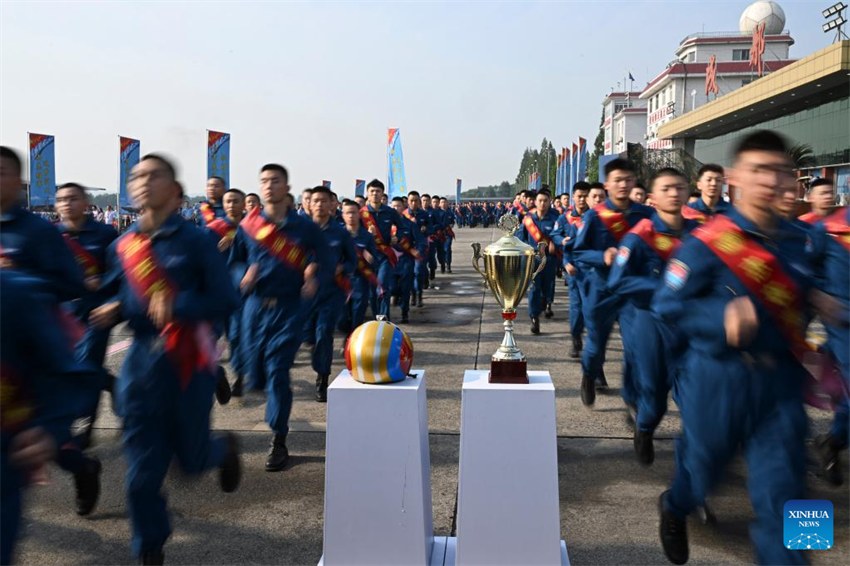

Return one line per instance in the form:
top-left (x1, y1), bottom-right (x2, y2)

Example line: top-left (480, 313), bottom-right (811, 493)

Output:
top-left (616, 246), bottom-right (631, 266)
top-left (664, 259), bottom-right (690, 291)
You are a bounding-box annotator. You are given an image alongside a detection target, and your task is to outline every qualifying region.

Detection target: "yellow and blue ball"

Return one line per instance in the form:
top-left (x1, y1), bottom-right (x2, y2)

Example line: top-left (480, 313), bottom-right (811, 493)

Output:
top-left (344, 320), bottom-right (414, 384)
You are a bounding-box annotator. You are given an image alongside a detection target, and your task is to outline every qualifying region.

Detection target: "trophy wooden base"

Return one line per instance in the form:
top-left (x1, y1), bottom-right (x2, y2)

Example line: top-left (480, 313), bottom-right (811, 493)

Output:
top-left (489, 359), bottom-right (529, 384)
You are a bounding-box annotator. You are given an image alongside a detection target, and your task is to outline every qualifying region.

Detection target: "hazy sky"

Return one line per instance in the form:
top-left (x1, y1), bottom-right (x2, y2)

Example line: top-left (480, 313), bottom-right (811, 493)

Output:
top-left (0, 1), bottom-right (830, 198)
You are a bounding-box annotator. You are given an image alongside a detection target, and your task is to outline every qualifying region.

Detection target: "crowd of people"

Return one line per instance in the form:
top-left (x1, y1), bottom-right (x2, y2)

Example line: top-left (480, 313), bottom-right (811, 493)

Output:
top-left (0, 129), bottom-right (847, 566)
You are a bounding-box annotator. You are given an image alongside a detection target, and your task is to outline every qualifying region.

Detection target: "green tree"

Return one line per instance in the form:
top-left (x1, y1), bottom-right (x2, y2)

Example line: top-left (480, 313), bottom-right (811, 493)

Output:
top-left (586, 109), bottom-right (605, 183)
top-left (788, 143), bottom-right (817, 170)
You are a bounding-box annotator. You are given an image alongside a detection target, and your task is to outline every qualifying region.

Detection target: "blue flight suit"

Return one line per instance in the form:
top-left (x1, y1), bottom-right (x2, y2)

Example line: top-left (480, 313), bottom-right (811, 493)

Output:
top-left (364, 204), bottom-right (403, 320)
top-left (393, 215), bottom-right (419, 315)
top-left (653, 209), bottom-right (812, 566)
top-left (304, 220), bottom-right (356, 377)
top-left (809, 208), bottom-right (850, 446)
top-left (205, 218), bottom-right (248, 378)
top-left (573, 200), bottom-right (653, 384)
top-left (1, 271), bottom-right (99, 566)
top-left (407, 208), bottom-right (431, 297)
top-left (230, 208), bottom-right (330, 422)
top-left (520, 208), bottom-right (562, 320)
top-left (686, 197), bottom-right (731, 217)
top-left (195, 199), bottom-right (226, 228)
top-left (442, 209), bottom-right (456, 267)
top-left (0, 204), bottom-right (85, 303)
top-left (427, 207), bottom-right (447, 271)
top-left (58, 217), bottom-right (119, 371)
top-left (552, 210), bottom-right (586, 341)
top-left (99, 215), bottom-right (239, 557)
top-left (341, 226), bottom-right (378, 334)
top-left (606, 214), bottom-right (699, 432)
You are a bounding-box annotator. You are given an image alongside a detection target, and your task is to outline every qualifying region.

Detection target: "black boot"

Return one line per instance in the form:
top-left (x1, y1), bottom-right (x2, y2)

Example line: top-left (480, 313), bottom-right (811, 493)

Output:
top-left (569, 337), bottom-right (581, 359)
top-left (74, 456), bottom-right (102, 516)
top-left (392, 295), bottom-right (399, 306)
top-left (215, 366), bottom-right (231, 405)
top-left (695, 502), bottom-right (717, 526)
top-left (401, 310), bottom-right (410, 323)
top-left (440, 264), bottom-right (446, 274)
top-left (447, 264), bottom-right (452, 273)
top-left (634, 427), bottom-right (655, 467)
top-left (140, 550), bottom-right (165, 566)
top-left (595, 368), bottom-right (608, 391)
top-left (530, 317), bottom-right (540, 335)
top-left (417, 291), bottom-right (424, 307)
top-left (231, 375), bottom-right (243, 398)
top-left (429, 267), bottom-right (436, 280)
top-left (659, 491), bottom-right (689, 565)
top-left (580, 374), bottom-right (596, 406)
top-left (814, 433), bottom-right (844, 486)
top-left (220, 433), bottom-right (241, 493)
top-left (544, 304), bottom-right (554, 319)
top-left (265, 434), bottom-right (289, 472)
top-left (315, 374), bottom-right (329, 403)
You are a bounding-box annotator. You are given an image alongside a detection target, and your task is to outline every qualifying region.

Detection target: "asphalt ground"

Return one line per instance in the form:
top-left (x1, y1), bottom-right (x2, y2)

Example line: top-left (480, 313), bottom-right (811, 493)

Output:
top-left (14, 225), bottom-right (849, 565)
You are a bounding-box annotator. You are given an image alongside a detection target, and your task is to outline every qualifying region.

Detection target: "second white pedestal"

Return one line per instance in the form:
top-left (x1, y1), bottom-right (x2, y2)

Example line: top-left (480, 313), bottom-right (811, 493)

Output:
top-left (454, 370), bottom-right (568, 566)
top-left (321, 369), bottom-right (435, 566)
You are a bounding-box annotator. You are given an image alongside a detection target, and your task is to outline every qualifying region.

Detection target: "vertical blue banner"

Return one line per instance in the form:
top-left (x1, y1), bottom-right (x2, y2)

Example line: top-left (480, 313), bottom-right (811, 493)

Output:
top-left (456, 179), bottom-right (462, 202)
top-left (355, 179), bottom-right (366, 197)
top-left (564, 148), bottom-right (571, 197)
top-left (207, 130), bottom-right (230, 188)
top-left (28, 133), bottom-right (56, 206)
top-left (571, 143), bottom-right (578, 189)
top-left (322, 180), bottom-right (332, 188)
top-left (119, 136), bottom-right (140, 208)
top-left (387, 128), bottom-right (408, 200)
top-left (578, 137), bottom-right (587, 183)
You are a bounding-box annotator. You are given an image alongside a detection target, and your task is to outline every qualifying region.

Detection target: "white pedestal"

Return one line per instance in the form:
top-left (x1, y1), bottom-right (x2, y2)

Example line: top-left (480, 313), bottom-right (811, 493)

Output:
top-left (321, 369), bottom-right (436, 566)
top-left (454, 370), bottom-right (569, 566)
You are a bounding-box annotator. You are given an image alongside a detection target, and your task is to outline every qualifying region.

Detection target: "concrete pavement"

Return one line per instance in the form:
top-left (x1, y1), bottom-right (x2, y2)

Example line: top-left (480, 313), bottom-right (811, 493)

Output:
top-left (14, 225), bottom-right (849, 565)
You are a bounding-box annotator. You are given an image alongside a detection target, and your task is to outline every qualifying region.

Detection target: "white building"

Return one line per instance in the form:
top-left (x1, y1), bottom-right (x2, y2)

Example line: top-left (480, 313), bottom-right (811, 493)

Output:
top-left (602, 92), bottom-right (647, 156)
top-left (640, 1), bottom-right (796, 150)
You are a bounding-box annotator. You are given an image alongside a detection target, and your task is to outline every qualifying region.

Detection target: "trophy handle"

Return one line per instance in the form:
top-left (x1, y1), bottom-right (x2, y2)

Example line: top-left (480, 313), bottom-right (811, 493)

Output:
top-left (532, 242), bottom-right (547, 280)
top-left (471, 243), bottom-right (487, 280)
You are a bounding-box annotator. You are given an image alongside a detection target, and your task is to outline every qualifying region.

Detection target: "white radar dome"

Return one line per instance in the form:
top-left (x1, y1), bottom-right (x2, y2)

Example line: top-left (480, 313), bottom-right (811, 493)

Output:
top-left (739, 1), bottom-right (786, 35)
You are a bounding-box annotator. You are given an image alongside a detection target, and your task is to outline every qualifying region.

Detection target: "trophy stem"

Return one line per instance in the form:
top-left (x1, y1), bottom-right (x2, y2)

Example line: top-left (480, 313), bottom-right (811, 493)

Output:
top-left (493, 313), bottom-right (525, 361)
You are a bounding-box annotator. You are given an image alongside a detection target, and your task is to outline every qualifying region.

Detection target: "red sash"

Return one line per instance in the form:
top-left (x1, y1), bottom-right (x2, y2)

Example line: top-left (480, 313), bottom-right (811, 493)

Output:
top-left (446, 226), bottom-right (455, 239)
top-left (694, 215), bottom-right (846, 408)
top-left (594, 204), bottom-right (631, 243)
top-left (116, 232), bottom-right (213, 390)
top-left (334, 272), bottom-right (352, 300)
top-left (62, 234), bottom-right (102, 277)
top-left (0, 361), bottom-right (33, 433)
top-left (402, 209), bottom-right (415, 222)
top-left (240, 209), bottom-right (308, 272)
top-left (391, 225), bottom-right (422, 260)
top-left (206, 217), bottom-right (237, 241)
top-left (798, 211), bottom-right (824, 225)
top-left (629, 219), bottom-right (682, 262)
top-left (681, 205), bottom-right (708, 224)
top-left (523, 214), bottom-right (562, 261)
top-left (360, 206), bottom-right (398, 267)
top-left (566, 211), bottom-right (584, 230)
top-left (354, 246), bottom-right (380, 289)
top-left (822, 208), bottom-right (850, 252)
top-left (199, 202), bottom-right (216, 225)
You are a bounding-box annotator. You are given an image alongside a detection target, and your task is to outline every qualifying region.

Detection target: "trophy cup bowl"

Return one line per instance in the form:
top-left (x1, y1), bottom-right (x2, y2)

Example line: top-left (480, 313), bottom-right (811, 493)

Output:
top-left (472, 214), bottom-right (546, 383)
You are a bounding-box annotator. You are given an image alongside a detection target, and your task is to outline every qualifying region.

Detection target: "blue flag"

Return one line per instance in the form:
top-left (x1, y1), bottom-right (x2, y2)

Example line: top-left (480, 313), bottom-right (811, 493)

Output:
top-left (456, 179), bottom-right (462, 203)
top-left (578, 137), bottom-right (587, 183)
top-left (119, 136), bottom-right (140, 208)
top-left (387, 128), bottom-right (408, 199)
top-left (207, 130), bottom-right (230, 188)
top-left (28, 133), bottom-right (56, 206)
top-left (355, 179), bottom-right (366, 197)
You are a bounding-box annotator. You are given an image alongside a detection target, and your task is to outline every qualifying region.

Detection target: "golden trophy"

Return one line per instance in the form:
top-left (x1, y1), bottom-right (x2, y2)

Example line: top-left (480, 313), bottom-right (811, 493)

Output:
top-left (472, 214), bottom-right (546, 383)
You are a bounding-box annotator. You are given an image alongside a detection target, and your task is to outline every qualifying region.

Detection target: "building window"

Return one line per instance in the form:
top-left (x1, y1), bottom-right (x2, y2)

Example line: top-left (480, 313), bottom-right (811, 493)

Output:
top-left (614, 102), bottom-right (627, 114)
top-left (687, 52), bottom-right (695, 62)
top-left (732, 48), bottom-right (750, 61)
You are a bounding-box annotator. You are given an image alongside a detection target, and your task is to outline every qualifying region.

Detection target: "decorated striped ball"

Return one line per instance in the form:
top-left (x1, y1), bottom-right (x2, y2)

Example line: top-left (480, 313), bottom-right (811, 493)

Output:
top-left (344, 320), bottom-right (414, 384)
